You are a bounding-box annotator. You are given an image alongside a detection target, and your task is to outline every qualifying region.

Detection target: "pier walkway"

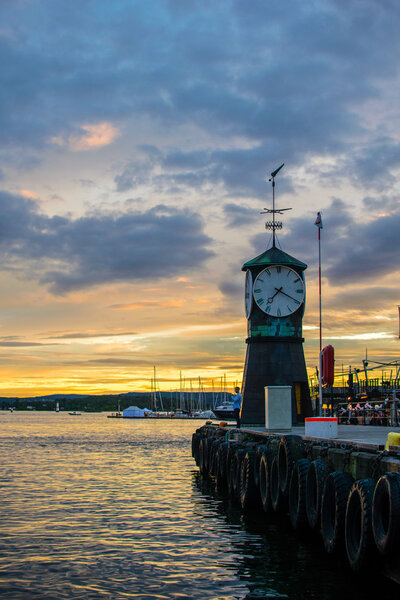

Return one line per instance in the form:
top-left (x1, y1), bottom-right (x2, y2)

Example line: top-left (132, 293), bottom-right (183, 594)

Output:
top-left (226, 423), bottom-right (400, 451)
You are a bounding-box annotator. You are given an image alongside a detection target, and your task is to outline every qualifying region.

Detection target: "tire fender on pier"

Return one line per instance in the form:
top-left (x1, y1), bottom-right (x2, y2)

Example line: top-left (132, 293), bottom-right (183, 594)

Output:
top-left (226, 444), bottom-right (237, 494)
top-left (372, 472), bottom-right (400, 556)
top-left (289, 458), bottom-right (310, 530)
top-left (306, 459), bottom-right (330, 530)
top-left (345, 478), bottom-right (376, 571)
top-left (231, 448), bottom-right (246, 499)
top-left (321, 471), bottom-right (354, 554)
top-left (191, 432), bottom-right (201, 460)
top-left (254, 444), bottom-right (269, 489)
top-left (259, 451), bottom-right (271, 513)
top-left (239, 450), bottom-right (258, 509)
top-left (208, 438), bottom-right (221, 477)
top-left (278, 435), bottom-right (304, 497)
top-left (198, 437), bottom-right (205, 473)
top-left (215, 442), bottom-right (229, 490)
top-left (270, 456), bottom-right (284, 512)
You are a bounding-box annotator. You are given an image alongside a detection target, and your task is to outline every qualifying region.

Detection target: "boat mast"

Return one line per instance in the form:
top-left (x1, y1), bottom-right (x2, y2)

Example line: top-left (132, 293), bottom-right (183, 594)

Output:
top-left (152, 366), bottom-right (157, 411)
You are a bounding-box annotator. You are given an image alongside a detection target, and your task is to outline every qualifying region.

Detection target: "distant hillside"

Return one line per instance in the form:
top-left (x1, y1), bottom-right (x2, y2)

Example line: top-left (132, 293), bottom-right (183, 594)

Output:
top-left (0, 390), bottom-right (231, 412)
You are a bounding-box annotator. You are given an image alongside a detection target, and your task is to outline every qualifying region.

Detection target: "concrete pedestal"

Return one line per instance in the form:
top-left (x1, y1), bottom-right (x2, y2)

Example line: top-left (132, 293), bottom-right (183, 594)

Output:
top-left (305, 417), bottom-right (338, 439)
top-left (265, 386), bottom-right (292, 431)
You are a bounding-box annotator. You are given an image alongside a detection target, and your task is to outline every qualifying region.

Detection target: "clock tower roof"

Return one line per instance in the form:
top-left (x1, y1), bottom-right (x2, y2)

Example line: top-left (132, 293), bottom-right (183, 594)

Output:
top-left (242, 246), bottom-right (307, 271)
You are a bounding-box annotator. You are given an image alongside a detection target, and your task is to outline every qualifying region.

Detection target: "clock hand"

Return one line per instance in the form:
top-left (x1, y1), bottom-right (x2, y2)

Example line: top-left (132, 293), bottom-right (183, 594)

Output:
top-left (267, 287), bottom-right (282, 303)
top-left (274, 287), bottom-right (298, 303)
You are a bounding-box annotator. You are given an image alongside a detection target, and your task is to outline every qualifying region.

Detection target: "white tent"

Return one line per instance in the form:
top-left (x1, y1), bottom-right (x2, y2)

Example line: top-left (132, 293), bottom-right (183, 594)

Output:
top-left (122, 406), bottom-right (152, 418)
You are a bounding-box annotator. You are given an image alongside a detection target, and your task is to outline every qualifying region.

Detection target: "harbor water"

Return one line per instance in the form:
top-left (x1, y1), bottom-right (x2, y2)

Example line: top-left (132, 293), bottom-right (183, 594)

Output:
top-left (0, 412), bottom-right (397, 599)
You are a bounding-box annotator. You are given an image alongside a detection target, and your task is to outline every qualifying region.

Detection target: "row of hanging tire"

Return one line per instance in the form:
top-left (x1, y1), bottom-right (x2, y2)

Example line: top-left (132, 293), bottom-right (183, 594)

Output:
top-left (192, 428), bottom-right (400, 572)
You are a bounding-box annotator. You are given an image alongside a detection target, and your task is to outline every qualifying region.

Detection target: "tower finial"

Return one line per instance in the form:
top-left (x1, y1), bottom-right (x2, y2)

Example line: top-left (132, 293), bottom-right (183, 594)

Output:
top-left (261, 163), bottom-right (291, 248)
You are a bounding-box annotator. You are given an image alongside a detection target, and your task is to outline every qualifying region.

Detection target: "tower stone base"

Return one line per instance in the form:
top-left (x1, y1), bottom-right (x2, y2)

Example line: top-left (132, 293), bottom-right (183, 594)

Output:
top-left (240, 336), bottom-right (312, 426)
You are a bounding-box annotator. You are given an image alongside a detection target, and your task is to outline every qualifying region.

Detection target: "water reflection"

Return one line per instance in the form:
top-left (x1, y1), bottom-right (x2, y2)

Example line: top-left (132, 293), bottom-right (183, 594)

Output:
top-left (192, 472), bottom-right (399, 600)
top-left (0, 413), bottom-right (398, 600)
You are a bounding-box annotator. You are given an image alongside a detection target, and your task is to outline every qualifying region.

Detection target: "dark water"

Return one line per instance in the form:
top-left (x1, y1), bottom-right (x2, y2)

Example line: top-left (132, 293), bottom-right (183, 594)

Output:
top-left (0, 413), bottom-right (397, 599)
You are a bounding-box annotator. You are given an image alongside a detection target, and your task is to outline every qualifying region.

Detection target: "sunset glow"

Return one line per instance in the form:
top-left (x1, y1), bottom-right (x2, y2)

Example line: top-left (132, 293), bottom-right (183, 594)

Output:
top-left (0, 2), bottom-right (400, 397)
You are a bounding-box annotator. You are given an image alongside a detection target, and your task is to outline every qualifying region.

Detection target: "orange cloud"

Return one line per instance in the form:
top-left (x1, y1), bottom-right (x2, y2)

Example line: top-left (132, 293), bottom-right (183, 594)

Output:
top-left (71, 122), bottom-right (120, 150)
top-left (51, 121), bottom-right (120, 151)
top-left (20, 189), bottom-right (39, 199)
top-left (110, 299), bottom-right (184, 310)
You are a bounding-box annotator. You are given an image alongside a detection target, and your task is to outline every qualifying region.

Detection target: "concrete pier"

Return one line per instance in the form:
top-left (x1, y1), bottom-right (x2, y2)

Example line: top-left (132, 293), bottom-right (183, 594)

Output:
top-left (192, 422), bottom-right (400, 585)
top-left (241, 423), bottom-right (400, 450)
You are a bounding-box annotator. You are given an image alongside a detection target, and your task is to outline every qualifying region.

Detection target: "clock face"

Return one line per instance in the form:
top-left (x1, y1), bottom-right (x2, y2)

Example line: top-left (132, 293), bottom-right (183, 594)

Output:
top-left (245, 270), bottom-right (253, 318)
top-left (253, 265), bottom-right (305, 317)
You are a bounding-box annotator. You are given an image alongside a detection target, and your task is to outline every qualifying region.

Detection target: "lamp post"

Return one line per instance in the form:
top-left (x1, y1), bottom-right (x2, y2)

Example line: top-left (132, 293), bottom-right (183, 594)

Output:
top-left (315, 212), bottom-right (323, 415)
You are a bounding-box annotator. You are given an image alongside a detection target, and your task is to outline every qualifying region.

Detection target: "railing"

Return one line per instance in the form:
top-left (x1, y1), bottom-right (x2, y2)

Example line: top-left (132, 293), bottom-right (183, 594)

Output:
top-left (310, 382), bottom-right (400, 396)
top-left (336, 400), bottom-right (399, 427)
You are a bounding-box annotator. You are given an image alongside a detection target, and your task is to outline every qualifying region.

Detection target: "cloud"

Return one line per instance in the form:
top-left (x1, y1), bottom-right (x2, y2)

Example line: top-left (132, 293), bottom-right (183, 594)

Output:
top-left (51, 121), bottom-right (120, 151)
top-left (320, 139), bottom-right (400, 190)
top-left (114, 144), bottom-right (289, 198)
top-left (109, 300), bottom-right (184, 310)
top-left (0, 192), bottom-right (214, 294)
top-left (114, 147), bottom-right (161, 192)
top-left (20, 189), bottom-right (39, 199)
top-left (223, 202), bottom-right (260, 228)
top-left (0, 341), bottom-right (47, 347)
top-left (48, 331), bottom-right (137, 339)
top-left (1, 0), bottom-right (399, 196)
top-left (324, 211), bottom-right (400, 283)
top-left (219, 280), bottom-right (243, 300)
top-left (246, 195), bottom-right (400, 289)
top-left (326, 287), bottom-right (400, 312)
top-left (327, 332), bottom-right (394, 341)
top-left (78, 179), bottom-right (96, 188)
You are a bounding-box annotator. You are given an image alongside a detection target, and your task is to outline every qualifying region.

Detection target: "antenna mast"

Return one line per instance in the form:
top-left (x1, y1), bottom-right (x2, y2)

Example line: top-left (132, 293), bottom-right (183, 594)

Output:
top-left (261, 163), bottom-right (291, 248)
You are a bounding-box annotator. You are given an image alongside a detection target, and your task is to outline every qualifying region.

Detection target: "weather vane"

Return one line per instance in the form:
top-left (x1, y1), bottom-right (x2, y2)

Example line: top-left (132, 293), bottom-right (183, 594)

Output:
top-left (261, 163), bottom-right (291, 248)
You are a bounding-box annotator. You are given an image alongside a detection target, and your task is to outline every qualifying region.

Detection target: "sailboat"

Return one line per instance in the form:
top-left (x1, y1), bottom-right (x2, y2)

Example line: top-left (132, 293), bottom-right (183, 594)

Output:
top-left (107, 397), bottom-right (123, 418)
top-left (55, 401), bottom-right (59, 413)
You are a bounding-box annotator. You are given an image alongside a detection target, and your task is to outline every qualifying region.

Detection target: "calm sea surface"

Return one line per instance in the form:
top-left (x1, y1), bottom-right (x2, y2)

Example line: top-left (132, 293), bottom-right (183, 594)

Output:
top-left (0, 412), bottom-right (397, 600)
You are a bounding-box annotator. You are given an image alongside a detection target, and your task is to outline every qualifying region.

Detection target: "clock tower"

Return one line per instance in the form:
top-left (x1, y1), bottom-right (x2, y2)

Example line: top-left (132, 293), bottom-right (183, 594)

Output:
top-left (240, 165), bottom-right (312, 426)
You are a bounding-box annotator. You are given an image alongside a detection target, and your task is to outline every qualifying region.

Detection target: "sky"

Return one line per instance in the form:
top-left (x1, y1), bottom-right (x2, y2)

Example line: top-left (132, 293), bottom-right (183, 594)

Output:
top-left (1, 0), bottom-right (400, 397)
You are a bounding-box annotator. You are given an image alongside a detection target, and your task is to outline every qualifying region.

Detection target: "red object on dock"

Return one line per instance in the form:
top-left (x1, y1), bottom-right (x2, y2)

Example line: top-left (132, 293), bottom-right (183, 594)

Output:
top-left (321, 345), bottom-right (334, 386)
top-left (305, 417), bottom-right (338, 422)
